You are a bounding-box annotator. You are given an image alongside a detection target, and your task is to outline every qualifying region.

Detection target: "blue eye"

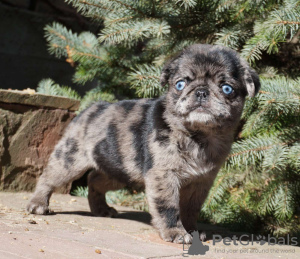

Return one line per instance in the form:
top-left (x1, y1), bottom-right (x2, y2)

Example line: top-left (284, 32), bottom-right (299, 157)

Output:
top-left (176, 80), bottom-right (186, 91)
top-left (222, 84), bottom-right (233, 95)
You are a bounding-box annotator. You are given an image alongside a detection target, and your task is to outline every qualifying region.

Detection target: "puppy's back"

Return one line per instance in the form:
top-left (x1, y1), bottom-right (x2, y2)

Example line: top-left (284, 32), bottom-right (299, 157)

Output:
top-left (56, 97), bottom-right (168, 185)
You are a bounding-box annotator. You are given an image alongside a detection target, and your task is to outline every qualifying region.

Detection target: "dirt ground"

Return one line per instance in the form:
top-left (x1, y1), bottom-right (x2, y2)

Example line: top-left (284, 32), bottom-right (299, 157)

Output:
top-left (0, 192), bottom-right (299, 259)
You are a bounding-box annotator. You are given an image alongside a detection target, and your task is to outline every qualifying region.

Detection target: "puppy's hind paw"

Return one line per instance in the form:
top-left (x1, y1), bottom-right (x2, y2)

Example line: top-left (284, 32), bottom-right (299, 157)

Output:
top-left (26, 201), bottom-right (50, 215)
top-left (160, 228), bottom-right (192, 244)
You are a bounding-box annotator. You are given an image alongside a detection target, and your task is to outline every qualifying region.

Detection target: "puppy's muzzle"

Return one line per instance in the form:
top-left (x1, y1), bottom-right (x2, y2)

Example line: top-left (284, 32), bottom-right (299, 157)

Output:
top-left (195, 88), bottom-right (209, 101)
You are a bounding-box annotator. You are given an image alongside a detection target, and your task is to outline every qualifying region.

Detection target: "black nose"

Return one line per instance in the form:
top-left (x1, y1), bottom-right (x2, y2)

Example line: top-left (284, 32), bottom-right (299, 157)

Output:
top-left (195, 89), bottom-right (209, 99)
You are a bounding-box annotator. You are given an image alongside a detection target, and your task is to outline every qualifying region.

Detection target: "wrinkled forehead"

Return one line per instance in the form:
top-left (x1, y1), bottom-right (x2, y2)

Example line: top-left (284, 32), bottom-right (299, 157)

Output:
top-left (176, 47), bottom-right (241, 80)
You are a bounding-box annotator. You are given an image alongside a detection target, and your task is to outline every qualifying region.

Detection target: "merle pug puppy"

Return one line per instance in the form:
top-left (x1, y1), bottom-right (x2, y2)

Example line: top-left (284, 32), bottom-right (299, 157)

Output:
top-left (27, 44), bottom-right (260, 243)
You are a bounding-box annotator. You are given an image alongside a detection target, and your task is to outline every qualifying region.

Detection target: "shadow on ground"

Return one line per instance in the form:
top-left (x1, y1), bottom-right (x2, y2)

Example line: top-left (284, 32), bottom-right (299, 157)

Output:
top-left (55, 210), bottom-right (152, 225)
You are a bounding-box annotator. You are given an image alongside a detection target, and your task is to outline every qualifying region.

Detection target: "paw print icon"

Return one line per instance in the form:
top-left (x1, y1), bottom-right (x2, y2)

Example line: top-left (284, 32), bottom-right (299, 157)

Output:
top-left (182, 231), bottom-right (209, 256)
top-left (256, 235), bottom-right (267, 245)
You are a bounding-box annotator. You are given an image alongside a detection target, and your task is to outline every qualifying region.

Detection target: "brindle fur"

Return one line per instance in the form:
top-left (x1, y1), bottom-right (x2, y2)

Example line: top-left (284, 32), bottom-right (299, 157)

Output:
top-left (27, 44), bottom-right (260, 244)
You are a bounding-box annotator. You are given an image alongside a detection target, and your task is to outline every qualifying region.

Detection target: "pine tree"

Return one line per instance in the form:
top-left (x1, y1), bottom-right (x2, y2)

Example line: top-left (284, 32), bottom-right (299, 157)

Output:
top-left (39, 0), bottom-right (300, 237)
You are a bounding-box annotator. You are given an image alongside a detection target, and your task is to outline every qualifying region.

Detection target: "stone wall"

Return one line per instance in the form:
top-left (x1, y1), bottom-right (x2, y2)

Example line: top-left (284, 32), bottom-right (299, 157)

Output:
top-left (0, 90), bottom-right (80, 193)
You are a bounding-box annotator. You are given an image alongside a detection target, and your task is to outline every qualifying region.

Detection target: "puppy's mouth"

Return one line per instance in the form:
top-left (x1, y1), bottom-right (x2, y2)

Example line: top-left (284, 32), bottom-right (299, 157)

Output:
top-left (189, 104), bottom-right (210, 113)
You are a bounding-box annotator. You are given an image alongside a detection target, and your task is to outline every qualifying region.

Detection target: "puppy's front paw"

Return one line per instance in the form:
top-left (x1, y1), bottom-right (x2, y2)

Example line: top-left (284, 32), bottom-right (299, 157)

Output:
top-left (199, 231), bottom-right (206, 241)
top-left (91, 206), bottom-right (118, 218)
top-left (160, 228), bottom-right (192, 244)
top-left (26, 200), bottom-right (50, 215)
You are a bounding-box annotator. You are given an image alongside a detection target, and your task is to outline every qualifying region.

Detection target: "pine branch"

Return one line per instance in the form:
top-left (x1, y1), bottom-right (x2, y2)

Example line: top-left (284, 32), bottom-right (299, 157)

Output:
top-left (273, 182), bottom-right (295, 220)
top-left (109, 0), bottom-right (146, 16)
top-left (262, 145), bottom-right (289, 172)
top-left (226, 136), bottom-right (291, 169)
top-left (241, 2), bottom-right (300, 62)
top-left (215, 27), bottom-right (246, 50)
top-left (104, 15), bottom-right (134, 25)
top-left (99, 19), bottom-right (170, 45)
top-left (241, 35), bottom-right (269, 63)
top-left (45, 23), bottom-right (79, 58)
top-left (258, 181), bottom-right (279, 217)
top-left (37, 79), bottom-right (81, 100)
top-left (202, 168), bottom-right (235, 210)
top-left (241, 77), bottom-right (300, 137)
top-left (175, 0), bottom-right (197, 10)
top-left (259, 66), bottom-right (278, 79)
top-left (127, 64), bottom-right (163, 98)
top-left (287, 143), bottom-right (300, 168)
top-left (271, 8), bottom-right (300, 40)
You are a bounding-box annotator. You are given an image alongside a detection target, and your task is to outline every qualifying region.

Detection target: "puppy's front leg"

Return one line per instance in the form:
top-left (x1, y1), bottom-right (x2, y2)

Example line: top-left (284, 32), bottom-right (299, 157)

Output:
top-left (180, 178), bottom-right (217, 241)
top-left (145, 170), bottom-right (192, 244)
top-left (179, 183), bottom-right (200, 233)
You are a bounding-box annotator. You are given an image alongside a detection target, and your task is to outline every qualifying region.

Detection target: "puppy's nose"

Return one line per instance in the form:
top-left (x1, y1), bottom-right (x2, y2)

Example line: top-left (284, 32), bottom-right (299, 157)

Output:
top-left (195, 89), bottom-right (209, 99)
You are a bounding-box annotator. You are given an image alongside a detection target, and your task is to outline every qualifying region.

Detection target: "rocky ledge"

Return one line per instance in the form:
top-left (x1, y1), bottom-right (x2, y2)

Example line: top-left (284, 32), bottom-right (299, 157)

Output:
top-left (0, 89), bottom-right (80, 193)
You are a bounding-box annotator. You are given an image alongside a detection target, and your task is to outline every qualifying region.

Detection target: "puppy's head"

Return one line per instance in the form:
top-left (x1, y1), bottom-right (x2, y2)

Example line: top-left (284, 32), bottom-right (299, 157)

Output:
top-left (161, 44), bottom-right (260, 132)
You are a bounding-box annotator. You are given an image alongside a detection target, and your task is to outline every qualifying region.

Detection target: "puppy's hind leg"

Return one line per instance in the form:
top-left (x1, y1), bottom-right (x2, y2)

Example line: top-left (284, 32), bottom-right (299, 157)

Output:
top-left (27, 138), bottom-right (91, 215)
top-left (88, 170), bottom-right (125, 217)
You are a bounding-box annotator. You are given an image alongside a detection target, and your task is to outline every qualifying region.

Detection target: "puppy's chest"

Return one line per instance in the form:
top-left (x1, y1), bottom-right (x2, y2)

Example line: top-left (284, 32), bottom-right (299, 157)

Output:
top-left (171, 135), bottom-right (230, 177)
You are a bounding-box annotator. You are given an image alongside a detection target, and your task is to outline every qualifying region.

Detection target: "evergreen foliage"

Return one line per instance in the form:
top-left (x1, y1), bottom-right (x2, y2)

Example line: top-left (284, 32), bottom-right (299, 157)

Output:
top-left (37, 78), bottom-right (81, 100)
top-left (44, 0), bottom-right (300, 99)
top-left (41, 0), bottom-right (300, 237)
top-left (37, 78), bottom-right (115, 111)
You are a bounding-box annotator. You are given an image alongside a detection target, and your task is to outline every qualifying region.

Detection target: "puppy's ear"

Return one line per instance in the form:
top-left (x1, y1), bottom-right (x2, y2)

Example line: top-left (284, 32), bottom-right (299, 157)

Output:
top-left (160, 53), bottom-right (182, 87)
top-left (241, 60), bottom-right (261, 97)
top-left (160, 60), bottom-right (172, 87)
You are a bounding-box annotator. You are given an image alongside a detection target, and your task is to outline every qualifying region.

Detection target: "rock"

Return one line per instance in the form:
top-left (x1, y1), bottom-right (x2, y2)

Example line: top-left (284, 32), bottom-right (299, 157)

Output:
top-left (0, 90), bottom-right (80, 111)
top-left (0, 90), bottom-right (79, 193)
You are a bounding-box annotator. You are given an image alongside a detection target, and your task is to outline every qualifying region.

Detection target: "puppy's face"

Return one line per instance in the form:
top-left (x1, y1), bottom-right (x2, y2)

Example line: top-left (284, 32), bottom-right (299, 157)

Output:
top-left (161, 44), bottom-right (260, 132)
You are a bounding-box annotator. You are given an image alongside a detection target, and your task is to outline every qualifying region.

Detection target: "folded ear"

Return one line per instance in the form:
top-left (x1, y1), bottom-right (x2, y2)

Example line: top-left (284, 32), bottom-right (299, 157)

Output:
top-left (160, 61), bottom-right (171, 87)
top-left (241, 60), bottom-right (261, 97)
top-left (160, 53), bottom-right (182, 87)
